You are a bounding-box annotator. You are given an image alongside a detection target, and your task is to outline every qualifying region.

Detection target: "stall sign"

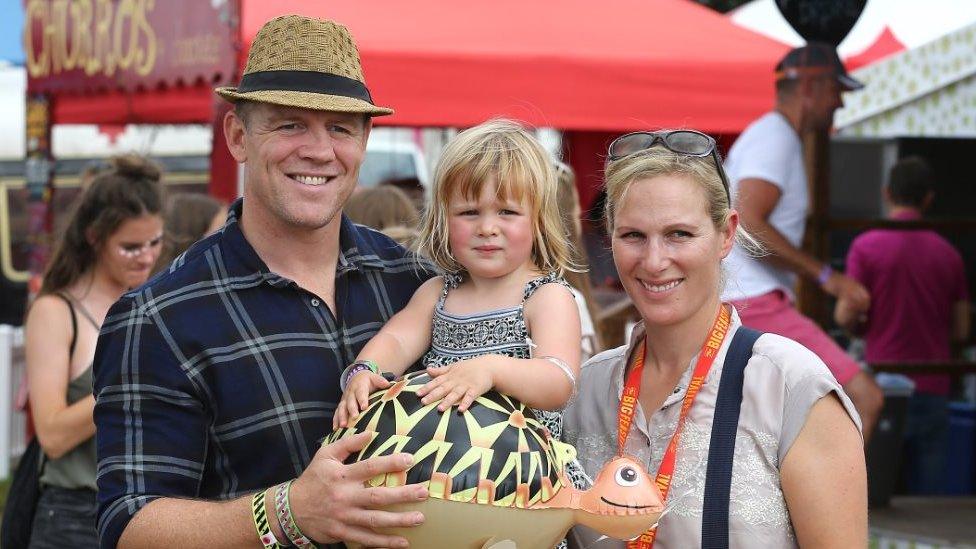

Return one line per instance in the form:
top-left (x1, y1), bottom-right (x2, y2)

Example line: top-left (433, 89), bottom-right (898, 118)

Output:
top-left (26, 0), bottom-right (238, 93)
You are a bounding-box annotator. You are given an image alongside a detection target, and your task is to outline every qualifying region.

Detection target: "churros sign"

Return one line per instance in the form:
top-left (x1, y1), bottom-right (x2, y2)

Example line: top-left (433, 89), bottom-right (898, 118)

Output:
top-left (26, 0), bottom-right (236, 93)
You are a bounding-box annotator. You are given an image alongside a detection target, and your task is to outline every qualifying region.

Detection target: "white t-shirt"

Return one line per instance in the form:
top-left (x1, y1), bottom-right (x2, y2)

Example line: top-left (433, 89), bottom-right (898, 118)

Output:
top-left (721, 111), bottom-right (808, 301)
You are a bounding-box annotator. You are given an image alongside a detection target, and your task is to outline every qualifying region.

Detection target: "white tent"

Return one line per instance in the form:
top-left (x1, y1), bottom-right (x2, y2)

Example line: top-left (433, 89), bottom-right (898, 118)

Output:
top-left (0, 65), bottom-right (212, 160)
top-left (729, 0), bottom-right (976, 58)
top-left (834, 22), bottom-right (976, 137)
top-left (730, 0), bottom-right (976, 138)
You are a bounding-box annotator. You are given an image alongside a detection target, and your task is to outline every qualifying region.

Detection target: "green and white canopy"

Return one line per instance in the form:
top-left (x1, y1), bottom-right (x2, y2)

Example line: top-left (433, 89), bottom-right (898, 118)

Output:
top-left (835, 22), bottom-right (976, 138)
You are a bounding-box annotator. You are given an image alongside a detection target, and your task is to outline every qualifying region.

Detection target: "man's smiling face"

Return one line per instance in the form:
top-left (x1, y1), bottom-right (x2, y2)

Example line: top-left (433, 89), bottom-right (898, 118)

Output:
top-left (227, 101), bottom-right (371, 231)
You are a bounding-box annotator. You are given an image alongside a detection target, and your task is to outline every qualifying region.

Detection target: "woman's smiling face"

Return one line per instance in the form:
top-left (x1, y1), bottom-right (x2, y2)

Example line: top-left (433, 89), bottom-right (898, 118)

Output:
top-left (611, 174), bottom-right (735, 329)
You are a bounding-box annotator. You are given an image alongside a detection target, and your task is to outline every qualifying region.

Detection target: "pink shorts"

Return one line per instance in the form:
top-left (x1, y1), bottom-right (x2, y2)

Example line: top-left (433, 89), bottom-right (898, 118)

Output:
top-left (731, 290), bottom-right (861, 385)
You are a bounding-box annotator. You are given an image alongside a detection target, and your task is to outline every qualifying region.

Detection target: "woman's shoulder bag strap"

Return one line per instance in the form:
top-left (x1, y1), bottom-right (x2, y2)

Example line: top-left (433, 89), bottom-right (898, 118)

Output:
top-left (701, 326), bottom-right (762, 549)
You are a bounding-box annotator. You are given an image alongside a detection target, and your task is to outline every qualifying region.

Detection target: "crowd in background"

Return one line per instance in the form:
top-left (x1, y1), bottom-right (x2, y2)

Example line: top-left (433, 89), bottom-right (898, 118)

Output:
top-left (15, 52), bottom-right (973, 549)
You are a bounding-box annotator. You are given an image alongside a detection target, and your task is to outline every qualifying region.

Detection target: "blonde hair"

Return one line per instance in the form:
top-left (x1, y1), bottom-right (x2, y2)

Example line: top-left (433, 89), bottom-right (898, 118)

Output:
top-left (417, 119), bottom-right (574, 275)
top-left (603, 142), bottom-right (760, 252)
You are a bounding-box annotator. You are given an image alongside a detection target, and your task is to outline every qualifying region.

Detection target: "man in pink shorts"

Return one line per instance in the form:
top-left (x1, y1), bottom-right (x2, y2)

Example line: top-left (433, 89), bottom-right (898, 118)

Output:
top-left (721, 44), bottom-right (883, 440)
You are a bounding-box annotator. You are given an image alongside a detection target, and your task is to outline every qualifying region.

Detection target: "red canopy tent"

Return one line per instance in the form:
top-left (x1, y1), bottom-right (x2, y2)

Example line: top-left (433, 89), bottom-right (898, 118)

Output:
top-left (29, 0), bottom-right (790, 203)
top-left (844, 27), bottom-right (906, 71)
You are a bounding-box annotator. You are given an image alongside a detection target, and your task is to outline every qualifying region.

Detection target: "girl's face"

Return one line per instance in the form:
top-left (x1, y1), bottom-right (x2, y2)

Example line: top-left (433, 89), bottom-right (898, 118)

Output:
top-left (611, 175), bottom-right (735, 329)
top-left (447, 177), bottom-right (536, 280)
top-left (95, 214), bottom-right (165, 289)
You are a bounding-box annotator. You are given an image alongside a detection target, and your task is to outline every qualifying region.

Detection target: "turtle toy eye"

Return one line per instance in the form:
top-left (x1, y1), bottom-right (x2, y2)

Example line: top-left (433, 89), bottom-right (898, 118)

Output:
top-left (614, 465), bottom-right (640, 487)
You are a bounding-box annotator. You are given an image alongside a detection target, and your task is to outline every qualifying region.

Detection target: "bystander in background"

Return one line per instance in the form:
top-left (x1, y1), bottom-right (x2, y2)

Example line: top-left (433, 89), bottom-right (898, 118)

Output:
top-left (555, 161), bottom-right (601, 360)
top-left (345, 184), bottom-right (421, 248)
top-left (836, 156), bottom-right (970, 494)
top-left (721, 43), bottom-right (883, 440)
top-left (23, 155), bottom-right (164, 547)
top-left (154, 193), bottom-right (226, 274)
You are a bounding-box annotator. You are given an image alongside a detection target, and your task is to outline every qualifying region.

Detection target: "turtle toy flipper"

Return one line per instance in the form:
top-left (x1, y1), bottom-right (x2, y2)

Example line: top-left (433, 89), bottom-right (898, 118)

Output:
top-left (327, 371), bottom-right (664, 548)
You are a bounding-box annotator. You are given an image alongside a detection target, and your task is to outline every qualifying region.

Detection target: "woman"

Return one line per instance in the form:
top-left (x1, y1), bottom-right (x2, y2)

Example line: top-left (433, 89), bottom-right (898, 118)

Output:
top-left (563, 131), bottom-right (866, 548)
top-left (24, 155), bottom-right (164, 548)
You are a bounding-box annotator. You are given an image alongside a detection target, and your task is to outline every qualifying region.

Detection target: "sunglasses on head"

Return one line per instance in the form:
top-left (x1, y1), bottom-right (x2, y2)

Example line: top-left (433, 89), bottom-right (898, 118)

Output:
top-left (607, 130), bottom-right (731, 204)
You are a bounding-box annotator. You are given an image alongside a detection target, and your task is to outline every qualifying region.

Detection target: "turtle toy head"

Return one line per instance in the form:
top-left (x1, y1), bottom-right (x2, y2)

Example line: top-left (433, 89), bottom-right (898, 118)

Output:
top-left (574, 455), bottom-right (665, 540)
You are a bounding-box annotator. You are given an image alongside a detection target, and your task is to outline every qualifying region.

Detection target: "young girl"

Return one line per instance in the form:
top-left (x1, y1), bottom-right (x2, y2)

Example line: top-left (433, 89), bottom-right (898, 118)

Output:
top-left (333, 119), bottom-right (582, 448)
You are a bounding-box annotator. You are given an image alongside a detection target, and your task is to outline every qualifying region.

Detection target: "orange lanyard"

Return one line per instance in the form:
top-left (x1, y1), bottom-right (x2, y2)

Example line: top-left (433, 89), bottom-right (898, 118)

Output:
top-left (619, 305), bottom-right (732, 549)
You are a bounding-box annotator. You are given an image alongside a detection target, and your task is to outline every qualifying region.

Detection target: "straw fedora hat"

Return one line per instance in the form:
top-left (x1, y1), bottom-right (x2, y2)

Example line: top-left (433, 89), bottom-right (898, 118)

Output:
top-left (215, 15), bottom-right (393, 116)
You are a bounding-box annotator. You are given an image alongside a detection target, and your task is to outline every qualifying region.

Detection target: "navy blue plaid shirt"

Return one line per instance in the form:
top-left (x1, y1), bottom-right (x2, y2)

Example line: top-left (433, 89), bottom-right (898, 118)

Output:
top-left (92, 199), bottom-right (434, 548)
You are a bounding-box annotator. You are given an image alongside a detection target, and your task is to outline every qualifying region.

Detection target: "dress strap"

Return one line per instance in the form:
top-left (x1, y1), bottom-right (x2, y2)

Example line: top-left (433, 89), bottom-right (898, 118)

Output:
top-left (59, 293), bottom-right (101, 331)
top-left (438, 273), bottom-right (463, 307)
top-left (521, 272), bottom-right (570, 303)
top-left (53, 292), bottom-right (78, 360)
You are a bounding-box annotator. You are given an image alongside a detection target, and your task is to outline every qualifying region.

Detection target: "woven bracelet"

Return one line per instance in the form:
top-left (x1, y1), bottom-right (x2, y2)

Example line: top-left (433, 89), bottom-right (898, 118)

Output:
top-left (252, 489), bottom-right (284, 549)
top-left (339, 359), bottom-right (379, 391)
top-left (275, 479), bottom-right (318, 548)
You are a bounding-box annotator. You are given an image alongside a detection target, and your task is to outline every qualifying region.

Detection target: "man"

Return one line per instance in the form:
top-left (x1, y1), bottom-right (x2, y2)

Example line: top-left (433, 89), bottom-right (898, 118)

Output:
top-left (93, 16), bottom-right (434, 549)
top-left (837, 156), bottom-right (969, 492)
top-left (721, 43), bottom-right (883, 439)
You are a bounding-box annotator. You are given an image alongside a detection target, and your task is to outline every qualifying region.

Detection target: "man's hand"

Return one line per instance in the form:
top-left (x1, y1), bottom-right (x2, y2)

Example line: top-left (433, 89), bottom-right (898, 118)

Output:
top-left (289, 432), bottom-right (427, 548)
top-left (822, 271), bottom-right (870, 312)
top-left (834, 296), bottom-right (868, 334)
top-left (417, 359), bottom-right (496, 412)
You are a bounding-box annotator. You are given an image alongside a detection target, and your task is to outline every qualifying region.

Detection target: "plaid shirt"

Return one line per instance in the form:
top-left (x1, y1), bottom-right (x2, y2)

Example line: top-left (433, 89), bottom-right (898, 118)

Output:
top-left (92, 199), bottom-right (434, 549)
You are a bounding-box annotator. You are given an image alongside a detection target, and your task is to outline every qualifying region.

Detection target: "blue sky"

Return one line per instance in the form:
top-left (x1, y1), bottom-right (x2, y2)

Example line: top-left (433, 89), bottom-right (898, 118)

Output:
top-left (0, 0), bottom-right (24, 64)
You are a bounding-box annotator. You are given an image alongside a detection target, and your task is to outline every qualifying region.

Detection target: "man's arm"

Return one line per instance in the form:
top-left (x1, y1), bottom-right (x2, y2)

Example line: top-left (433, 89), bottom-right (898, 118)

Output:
top-left (834, 242), bottom-right (869, 334)
top-left (95, 298), bottom-right (427, 549)
top-left (118, 433), bottom-right (427, 549)
top-left (737, 178), bottom-right (869, 310)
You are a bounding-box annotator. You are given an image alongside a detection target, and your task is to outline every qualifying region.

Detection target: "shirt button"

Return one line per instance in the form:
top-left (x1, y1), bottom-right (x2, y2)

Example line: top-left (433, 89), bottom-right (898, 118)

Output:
top-left (311, 298), bottom-right (320, 307)
top-left (673, 386), bottom-right (682, 394)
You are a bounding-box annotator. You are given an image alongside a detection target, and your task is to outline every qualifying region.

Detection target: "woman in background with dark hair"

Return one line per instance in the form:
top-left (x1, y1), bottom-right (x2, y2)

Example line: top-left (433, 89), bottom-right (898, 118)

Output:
top-left (24, 155), bottom-right (164, 548)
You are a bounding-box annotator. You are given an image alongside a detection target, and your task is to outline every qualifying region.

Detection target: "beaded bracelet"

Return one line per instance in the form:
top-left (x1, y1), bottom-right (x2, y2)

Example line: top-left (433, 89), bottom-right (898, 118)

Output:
top-left (339, 359), bottom-right (379, 391)
top-left (252, 489), bottom-right (284, 549)
top-left (274, 480), bottom-right (318, 548)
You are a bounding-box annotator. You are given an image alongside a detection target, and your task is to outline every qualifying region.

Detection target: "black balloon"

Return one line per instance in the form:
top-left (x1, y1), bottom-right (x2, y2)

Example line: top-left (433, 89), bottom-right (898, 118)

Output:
top-left (775, 0), bottom-right (867, 46)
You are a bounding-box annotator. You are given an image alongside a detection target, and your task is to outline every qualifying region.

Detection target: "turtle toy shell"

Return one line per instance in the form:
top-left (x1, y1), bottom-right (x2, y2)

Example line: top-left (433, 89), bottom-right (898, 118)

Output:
top-left (326, 371), bottom-right (664, 548)
top-left (325, 371), bottom-right (574, 508)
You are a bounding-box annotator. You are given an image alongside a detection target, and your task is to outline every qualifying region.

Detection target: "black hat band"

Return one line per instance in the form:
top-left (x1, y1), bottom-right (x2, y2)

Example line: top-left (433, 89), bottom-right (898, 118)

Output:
top-left (237, 70), bottom-right (375, 104)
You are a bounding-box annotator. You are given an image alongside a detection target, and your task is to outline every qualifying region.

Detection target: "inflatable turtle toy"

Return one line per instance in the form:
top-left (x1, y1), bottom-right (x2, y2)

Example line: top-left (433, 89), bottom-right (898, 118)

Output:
top-left (326, 371), bottom-right (665, 548)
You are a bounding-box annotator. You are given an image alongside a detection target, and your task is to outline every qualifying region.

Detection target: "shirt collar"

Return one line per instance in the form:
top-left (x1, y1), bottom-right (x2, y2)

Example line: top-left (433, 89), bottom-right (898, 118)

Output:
top-left (610, 305), bottom-right (745, 407)
top-left (336, 215), bottom-right (389, 273)
top-left (216, 198), bottom-right (387, 289)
